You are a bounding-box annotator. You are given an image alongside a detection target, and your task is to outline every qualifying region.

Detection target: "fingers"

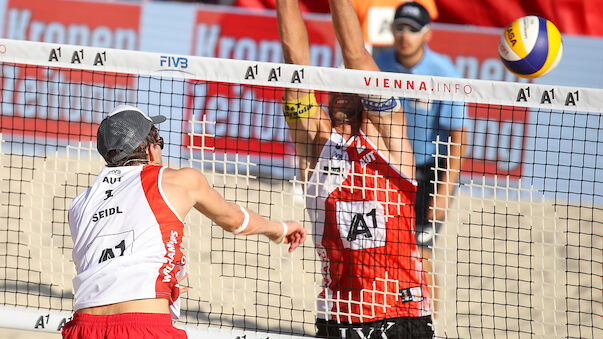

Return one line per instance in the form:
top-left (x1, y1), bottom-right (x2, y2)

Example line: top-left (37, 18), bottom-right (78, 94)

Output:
top-left (287, 234), bottom-right (301, 252)
top-left (287, 231), bottom-right (305, 252)
top-left (282, 221), bottom-right (306, 252)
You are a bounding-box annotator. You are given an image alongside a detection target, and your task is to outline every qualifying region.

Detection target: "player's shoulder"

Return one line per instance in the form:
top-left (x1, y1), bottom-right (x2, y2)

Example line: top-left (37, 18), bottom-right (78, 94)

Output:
top-left (69, 187), bottom-right (91, 215)
top-left (163, 167), bottom-right (202, 179)
top-left (162, 167), bottom-right (209, 189)
top-left (71, 188), bottom-right (90, 205)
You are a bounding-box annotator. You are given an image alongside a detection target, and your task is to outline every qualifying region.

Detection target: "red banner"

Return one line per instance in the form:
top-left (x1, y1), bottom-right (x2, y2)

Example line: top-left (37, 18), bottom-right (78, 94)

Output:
top-left (0, 64), bottom-right (137, 141)
top-left (4, 0), bottom-right (141, 49)
top-left (184, 8), bottom-right (338, 161)
top-left (191, 8), bottom-right (337, 65)
top-left (461, 104), bottom-right (528, 179)
top-left (183, 81), bottom-right (292, 159)
top-left (0, 0), bottom-right (142, 141)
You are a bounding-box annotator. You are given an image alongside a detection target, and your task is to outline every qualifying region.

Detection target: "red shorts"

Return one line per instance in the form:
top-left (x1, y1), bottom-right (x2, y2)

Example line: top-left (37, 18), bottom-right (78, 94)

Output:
top-left (62, 312), bottom-right (187, 339)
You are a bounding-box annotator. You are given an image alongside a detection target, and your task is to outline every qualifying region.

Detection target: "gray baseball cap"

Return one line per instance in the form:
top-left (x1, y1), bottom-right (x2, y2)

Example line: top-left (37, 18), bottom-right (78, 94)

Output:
top-left (97, 105), bottom-right (166, 163)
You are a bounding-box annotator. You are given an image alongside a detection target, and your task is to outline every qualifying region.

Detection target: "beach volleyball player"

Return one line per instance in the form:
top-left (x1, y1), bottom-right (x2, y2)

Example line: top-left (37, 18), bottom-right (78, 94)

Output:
top-left (277, 0), bottom-right (433, 337)
top-left (62, 105), bottom-right (306, 338)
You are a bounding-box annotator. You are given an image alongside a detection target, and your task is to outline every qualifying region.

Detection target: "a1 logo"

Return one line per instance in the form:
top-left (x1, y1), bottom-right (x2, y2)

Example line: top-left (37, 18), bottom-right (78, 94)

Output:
top-left (336, 201), bottom-right (386, 249)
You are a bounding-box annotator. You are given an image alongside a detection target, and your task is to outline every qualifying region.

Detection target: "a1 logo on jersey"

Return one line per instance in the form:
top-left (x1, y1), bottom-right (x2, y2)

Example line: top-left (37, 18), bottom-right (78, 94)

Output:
top-left (85, 230), bottom-right (134, 266)
top-left (336, 201), bottom-right (386, 250)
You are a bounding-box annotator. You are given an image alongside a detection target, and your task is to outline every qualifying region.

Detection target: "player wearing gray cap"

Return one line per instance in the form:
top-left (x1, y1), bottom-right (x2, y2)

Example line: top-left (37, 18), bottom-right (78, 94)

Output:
top-left (62, 105), bottom-right (306, 339)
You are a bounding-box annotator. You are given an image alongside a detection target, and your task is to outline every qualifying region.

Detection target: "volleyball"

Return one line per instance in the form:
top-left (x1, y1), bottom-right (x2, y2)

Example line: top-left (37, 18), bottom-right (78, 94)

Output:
top-left (498, 16), bottom-right (563, 78)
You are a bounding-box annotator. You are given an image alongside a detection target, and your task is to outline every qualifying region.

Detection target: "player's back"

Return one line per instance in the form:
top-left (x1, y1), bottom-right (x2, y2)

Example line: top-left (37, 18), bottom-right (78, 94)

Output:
top-left (69, 165), bottom-right (186, 319)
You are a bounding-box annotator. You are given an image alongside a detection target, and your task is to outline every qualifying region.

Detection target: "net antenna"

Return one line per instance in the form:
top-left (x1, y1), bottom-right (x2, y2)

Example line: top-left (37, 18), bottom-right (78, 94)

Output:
top-left (0, 39), bottom-right (601, 338)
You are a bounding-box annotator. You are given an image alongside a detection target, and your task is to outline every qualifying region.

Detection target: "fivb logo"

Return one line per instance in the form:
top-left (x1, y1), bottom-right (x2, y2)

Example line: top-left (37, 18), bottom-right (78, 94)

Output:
top-left (159, 55), bottom-right (189, 71)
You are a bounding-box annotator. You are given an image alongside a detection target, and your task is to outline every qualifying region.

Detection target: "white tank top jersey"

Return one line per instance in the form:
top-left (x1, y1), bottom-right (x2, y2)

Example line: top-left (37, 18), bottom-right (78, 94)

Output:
top-left (69, 164), bottom-right (186, 320)
top-left (306, 130), bottom-right (431, 323)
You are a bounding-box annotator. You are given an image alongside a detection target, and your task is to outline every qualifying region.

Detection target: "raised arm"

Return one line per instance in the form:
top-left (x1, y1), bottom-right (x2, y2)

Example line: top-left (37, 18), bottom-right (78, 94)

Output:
top-left (163, 167), bottom-right (306, 252)
top-left (277, 0), bottom-right (331, 181)
top-left (366, 109), bottom-right (416, 179)
top-left (328, 0), bottom-right (379, 71)
top-left (277, 0), bottom-right (310, 69)
top-left (277, 0), bottom-right (313, 105)
top-left (329, 0), bottom-right (414, 178)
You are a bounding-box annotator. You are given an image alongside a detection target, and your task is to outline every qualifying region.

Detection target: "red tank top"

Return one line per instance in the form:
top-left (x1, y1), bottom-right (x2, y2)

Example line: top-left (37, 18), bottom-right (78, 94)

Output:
top-left (306, 130), bottom-right (431, 323)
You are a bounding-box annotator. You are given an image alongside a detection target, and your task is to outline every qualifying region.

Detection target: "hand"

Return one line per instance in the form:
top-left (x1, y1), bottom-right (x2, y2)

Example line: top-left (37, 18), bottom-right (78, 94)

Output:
top-left (281, 221), bottom-right (306, 253)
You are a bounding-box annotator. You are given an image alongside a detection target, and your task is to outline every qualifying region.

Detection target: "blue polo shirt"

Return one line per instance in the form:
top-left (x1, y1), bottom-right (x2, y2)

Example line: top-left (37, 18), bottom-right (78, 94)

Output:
top-left (375, 47), bottom-right (467, 166)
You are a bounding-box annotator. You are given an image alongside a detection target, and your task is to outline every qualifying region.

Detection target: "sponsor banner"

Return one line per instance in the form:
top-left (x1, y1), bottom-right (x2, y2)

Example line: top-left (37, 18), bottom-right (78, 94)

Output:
top-left (0, 39), bottom-right (601, 175)
top-left (191, 7), bottom-right (338, 66)
top-left (0, 10), bottom-right (600, 108)
top-left (0, 0), bottom-right (601, 189)
top-left (462, 104), bottom-right (528, 179)
top-left (0, 0), bottom-right (142, 142)
top-left (0, 305), bottom-right (307, 338)
top-left (183, 81), bottom-right (293, 161)
top-left (0, 62), bottom-right (137, 141)
top-left (2, 0), bottom-right (141, 49)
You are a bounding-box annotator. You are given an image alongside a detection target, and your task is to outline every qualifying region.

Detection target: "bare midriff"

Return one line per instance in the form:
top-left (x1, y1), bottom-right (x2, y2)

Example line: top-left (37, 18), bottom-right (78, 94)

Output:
top-left (77, 298), bottom-right (170, 315)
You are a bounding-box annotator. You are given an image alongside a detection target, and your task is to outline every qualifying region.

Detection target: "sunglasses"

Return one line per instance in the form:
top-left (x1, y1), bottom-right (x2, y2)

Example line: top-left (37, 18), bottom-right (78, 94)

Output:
top-left (153, 136), bottom-right (164, 150)
top-left (392, 24), bottom-right (428, 34)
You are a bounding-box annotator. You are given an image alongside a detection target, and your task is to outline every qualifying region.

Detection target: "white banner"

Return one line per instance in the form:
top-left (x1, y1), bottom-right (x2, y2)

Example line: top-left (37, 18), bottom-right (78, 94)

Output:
top-left (1, 38), bottom-right (602, 113)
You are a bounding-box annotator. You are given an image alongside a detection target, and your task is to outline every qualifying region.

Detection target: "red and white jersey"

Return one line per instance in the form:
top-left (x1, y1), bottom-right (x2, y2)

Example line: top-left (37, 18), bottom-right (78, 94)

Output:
top-left (306, 130), bottom-right (431, 323)
top-left (69, 165), bottom-right (186, 320)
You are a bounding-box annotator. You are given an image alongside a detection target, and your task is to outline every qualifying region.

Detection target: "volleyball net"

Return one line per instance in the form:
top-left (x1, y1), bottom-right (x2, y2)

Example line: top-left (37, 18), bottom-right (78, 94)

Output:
top-left (0, 39), bottom-right (601, 338)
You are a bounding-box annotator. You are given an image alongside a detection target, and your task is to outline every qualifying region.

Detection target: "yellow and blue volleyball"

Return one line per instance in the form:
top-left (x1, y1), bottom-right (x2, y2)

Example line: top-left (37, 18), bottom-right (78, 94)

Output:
top-left (498, 16), bottom-right (563, 78)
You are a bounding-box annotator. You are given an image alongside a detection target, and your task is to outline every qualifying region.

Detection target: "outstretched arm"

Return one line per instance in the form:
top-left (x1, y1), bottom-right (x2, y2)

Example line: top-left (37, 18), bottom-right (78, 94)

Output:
top-left (366, 110), bottom-right (416, 179)
top-left (277, 0), bottom-right (312, 105)
top-left (277, 0), bottom-right (331, 181)
top-left (328, 0), bottom-right (379, 71)
top-left (329, 0), bottom-right (414, 177)
top-left (164, 168), bottom-right (306, 252)
top-left (277, 0), bottom-right (310, 70)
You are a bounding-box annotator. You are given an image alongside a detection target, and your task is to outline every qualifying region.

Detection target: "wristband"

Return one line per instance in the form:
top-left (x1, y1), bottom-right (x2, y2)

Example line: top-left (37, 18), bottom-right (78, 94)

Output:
top-left (359, 94), bottom-right (399, 115)
top-left (276, 222), bottom-right (288, 244)
top-left (232, 206), bottom-right (249, 235)
top-left (282, 93), bottom-right (318, 122)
